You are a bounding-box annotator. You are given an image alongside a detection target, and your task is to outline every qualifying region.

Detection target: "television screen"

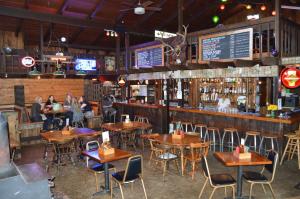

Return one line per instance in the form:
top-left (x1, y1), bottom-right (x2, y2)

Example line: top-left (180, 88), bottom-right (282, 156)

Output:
top-left (75, 59), bottom-right (97, 71)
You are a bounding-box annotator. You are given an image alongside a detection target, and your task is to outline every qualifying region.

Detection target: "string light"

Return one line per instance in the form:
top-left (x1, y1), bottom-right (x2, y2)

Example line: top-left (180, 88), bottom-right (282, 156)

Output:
top-left (272, 10), bottom-right (276, 16)
top-left (220, 4), bottom-right (225, 10)
top-left (246, 4), bottom-right (252, 10)
top-left (105, 29), bottom-right (118, 37)
top-left (260, 5), bottom-right (267, 11)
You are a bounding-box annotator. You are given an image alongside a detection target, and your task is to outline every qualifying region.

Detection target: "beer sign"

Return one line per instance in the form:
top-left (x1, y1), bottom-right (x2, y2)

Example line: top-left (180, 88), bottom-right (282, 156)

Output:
top-left (21, 56), bottom-right (35, 67)
top-left (280, 67), bottom-right (300, 89)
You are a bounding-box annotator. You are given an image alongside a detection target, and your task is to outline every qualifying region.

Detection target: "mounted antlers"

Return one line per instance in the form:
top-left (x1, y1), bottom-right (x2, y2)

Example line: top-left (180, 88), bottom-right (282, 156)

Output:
top-left (158, 25), bottom-right (189, 64)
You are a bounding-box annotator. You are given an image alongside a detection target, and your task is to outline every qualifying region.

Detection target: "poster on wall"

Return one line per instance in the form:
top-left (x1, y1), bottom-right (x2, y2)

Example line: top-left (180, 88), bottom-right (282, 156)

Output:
top-left (104, 56), bottom-right (115, 72)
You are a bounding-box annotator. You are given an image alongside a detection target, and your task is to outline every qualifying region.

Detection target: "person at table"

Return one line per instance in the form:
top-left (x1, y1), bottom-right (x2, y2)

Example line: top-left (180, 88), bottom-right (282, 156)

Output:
top-left (71, 97), bottom-right (84, 126)
top-left (45, 95), bottom-right (57, 110)
top-left (64, 93), bottom-right (72, 108)
top-left (31, 96), bottom-right (51, 131)
top-left (79, 96), bottom-right (94, 119)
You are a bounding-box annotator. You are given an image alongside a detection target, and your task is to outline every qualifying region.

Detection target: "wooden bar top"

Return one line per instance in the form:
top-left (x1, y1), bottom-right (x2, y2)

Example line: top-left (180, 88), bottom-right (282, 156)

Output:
top-left (114, 102), bottom-right (299, 124)
top-left (214, 152), bottom-right (272, 167)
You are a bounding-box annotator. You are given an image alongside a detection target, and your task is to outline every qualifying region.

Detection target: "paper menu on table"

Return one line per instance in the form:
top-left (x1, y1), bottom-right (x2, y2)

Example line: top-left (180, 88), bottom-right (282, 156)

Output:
top-left (241, 138), bottom-right (245, 146)
top-left (102, 131), bottom-right (110, 142)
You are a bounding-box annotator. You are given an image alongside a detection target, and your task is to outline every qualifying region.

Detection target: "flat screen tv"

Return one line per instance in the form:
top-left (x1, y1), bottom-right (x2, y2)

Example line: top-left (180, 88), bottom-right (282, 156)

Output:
top-left (75, 59), bottom-right (97, 71)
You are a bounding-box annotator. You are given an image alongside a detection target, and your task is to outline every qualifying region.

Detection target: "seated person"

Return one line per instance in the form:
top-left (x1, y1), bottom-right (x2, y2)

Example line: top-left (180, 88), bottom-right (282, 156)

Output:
top-left (31, 96), bottom-right (51, 131)
top-left (79, 96), bottom-right (94, 119)
top-left (64, 93), bottom-right (72, 108)
top-left (45, 95), bottom-right (57, 110)
top-left (71, 97), bottom-right (84, 126)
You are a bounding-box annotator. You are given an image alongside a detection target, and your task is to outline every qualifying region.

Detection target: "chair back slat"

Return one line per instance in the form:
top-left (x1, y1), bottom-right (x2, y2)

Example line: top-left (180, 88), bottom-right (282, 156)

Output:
top-left (124, 155), bottom-right (142, 182)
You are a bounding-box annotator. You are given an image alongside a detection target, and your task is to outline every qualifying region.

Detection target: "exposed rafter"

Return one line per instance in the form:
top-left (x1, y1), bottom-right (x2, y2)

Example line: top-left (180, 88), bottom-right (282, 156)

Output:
top-left (0, 6), bottom-right (113, 29)
top-left (15, 0), bottom-right (29, 37)
top-left (69, 0), bottom-right (108, 44)
top-left (157, 0), bottom-right (196, 30)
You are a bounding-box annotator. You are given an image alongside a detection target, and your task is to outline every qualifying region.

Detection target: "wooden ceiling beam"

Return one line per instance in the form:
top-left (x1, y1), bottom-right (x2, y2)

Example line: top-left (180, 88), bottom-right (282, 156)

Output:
top-left (0, 6), bottom-right (113, 29)
top-left (70, 0), bottom-right (108, 44)
top-left (157, 0), bottom-right (196, 30)
top-left (15, 0), bottom-right (29, 37)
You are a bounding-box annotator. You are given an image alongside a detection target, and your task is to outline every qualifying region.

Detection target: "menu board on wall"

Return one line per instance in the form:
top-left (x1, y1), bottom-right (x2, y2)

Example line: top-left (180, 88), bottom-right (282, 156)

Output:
top-left (135, 45), bottom-right (164, 68)
top-left (199, 28), bottom-right (253, 61)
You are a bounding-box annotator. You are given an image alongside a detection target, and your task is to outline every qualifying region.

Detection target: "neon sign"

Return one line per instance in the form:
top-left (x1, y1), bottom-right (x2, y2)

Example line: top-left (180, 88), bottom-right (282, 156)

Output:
top-left (21, 56), bottom-right (35, 68)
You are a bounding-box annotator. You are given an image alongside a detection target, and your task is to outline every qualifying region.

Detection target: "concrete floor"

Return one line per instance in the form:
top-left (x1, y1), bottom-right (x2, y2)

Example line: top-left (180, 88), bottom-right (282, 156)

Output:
top-left (15, 144), bottom-right (300, 199)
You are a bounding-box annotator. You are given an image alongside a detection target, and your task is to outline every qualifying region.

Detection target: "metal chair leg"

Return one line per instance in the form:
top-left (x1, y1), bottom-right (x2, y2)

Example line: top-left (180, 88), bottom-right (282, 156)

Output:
top-left (249, 183), bottom-right (254, 199)
top-left (261, 184), bottom-right (266, 194)
top-left (198, 178), bottom-right (208, 199)
top-left (232, 186), bottom-right (235, 199)
top-left (119, 183), bottom-right (125, 199)
top-left (110, 177), bottom-right (113, 199)
top-left (141, 178), bottom-right (148, 199)
top-left (209, 187), bottom-right (217, 199)
top-left (268, 183), bottom-right (276, 199)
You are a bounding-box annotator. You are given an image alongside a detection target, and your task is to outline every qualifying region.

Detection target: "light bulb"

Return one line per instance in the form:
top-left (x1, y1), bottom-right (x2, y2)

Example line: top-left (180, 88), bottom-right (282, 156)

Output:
top-left (260, 5), bottom-right (266, 11)
top-left (110, 31), bottom-right (114, 37)
top-left (106, 31), bottom-right (110, 36)
top-left (246, 4), bottom-right (252, 10)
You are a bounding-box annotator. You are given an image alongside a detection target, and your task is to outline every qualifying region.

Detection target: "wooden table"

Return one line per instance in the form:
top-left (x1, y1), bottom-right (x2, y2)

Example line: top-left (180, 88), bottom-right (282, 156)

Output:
top-left (151, 134), bottom-right (202, 176)
top-left (214, 152), bottom-right (272, 198)
top-left (41, 128), bottom-right (100, 142)
top-left (82, 149), bottom-right (132, 194)
top-left (101, 122), bottom-right (152, 132)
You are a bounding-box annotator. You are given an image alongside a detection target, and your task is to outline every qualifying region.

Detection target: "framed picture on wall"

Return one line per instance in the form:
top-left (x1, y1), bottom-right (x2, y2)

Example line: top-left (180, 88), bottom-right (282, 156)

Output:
top-left (104, 56), bottom-right (115, 72)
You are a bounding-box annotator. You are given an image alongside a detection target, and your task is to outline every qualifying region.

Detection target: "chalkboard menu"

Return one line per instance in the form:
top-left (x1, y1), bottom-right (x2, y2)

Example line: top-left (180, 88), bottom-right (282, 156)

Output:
top-left (136, 46), bottom-right (164, 68)
top-left (200, 28), bottom-right (253, 61)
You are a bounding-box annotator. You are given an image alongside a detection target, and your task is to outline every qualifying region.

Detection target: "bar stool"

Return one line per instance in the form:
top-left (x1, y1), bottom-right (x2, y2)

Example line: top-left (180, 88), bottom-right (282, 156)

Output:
top-left (244, 131), bottom-right (261, 152)
top-left (204, 127), bottom-right (221, 152)
top-left (180, 122), bottom-right (194, 132)
top-left (280, 133), bottom-right (300, 169)
top-left (221, 128), bottom-right (240, 152)
top-left (194, 124), bottom-right (207, 139)
top-left (259, 133), bottom-right (280, 156)
top-left (121, 114), bottom-right (129, 122)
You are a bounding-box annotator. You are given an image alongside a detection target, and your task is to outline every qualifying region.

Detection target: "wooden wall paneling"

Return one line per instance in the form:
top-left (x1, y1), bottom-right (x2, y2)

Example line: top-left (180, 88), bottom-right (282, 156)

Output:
top-left (0, 78), bottom-right (84, 105)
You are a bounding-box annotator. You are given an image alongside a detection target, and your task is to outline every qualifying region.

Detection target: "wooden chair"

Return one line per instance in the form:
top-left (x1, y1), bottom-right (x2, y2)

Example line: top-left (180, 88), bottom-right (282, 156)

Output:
top-left (110, 155), bottom-right (147, 199)
top-left (149, 139), bottom-right (180, 181)
top-left (120, 130), bottom-right (136, 150)
top-left (199, 156), bottom-right (236, 199)
top-left (15, 106), bottom-right (44, 146)
top-left (86, 141), bottom-right (116, 192)
top-left (242, 150), bottom-right (279, 199)
top-left (280, 133), bottom-right (300, 169)
top-left (183, 142), bottom-right (209, 180)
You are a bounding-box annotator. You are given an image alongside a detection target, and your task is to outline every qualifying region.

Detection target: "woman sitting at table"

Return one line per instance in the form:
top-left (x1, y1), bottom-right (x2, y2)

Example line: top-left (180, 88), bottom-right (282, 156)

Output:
top-left (71, 97), bottom-right (84, 126)
top-left (45, 95), bottom-right (57, 109)
top-left (79, 96), bottom-right (94, 119)
top-left (31, 96), bottom-right (51, 131)
top-left (64, 93), bottom-right (72, 107)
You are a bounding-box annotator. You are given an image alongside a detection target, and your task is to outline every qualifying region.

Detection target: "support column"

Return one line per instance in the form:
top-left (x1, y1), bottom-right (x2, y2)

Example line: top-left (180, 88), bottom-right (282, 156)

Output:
top-left (39, 24), bottom-right (44, 72)
top-left (178, 0), bottom-right (183, 33)
top-left (275, 0), bottom-right (281, 57)
top-left (125, 32), bottom-right (130, 71)
top-left (115, 35), bottom-right (120, 72)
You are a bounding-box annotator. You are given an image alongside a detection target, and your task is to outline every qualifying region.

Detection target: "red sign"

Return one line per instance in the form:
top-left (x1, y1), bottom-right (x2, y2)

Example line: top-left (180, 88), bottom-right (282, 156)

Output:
top-left (21, 56), bottom-right (35, 67)
top-left (280, 67), bottom-right (300, 88)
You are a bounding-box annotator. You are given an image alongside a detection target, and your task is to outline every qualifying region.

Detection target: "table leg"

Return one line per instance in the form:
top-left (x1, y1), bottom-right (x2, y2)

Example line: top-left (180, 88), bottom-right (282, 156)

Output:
top-left (237, 166), bottom-right (243, 198)
top-left (181, 147), bottom-right (184, 176)
top-left (104, 162), bottom-right (110, 192)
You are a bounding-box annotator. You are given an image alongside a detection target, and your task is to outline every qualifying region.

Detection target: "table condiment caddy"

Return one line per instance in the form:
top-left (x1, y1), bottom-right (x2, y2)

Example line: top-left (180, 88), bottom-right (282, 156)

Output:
top-left (233, 138), bottom-right (251, 159)
top-left (98, 141), bottom-right (115, 156)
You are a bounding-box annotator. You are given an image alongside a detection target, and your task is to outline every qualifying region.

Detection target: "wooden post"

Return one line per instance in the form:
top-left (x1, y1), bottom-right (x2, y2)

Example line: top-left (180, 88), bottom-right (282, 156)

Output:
top-left (178, 0), bottom-right (183, 33)
top-left (125, 32), bottom-right (130, 71)
top-left (39, 23), bottom-right (44, 72)
top-left (166, 79), bottom-right (170, 134)
top-left (275, 0), bottom-right (281, 57)
top-left (115, 35), bottom-right (120, 72)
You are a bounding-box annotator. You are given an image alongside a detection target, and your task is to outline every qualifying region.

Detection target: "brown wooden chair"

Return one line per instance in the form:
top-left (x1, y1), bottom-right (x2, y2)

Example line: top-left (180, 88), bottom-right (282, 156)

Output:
top-left (280, 133), bottom-right (300, 169)
top-left (149, 139), bottom-right (180, 181)
top-left (183, 141), bottom-right (209, 180)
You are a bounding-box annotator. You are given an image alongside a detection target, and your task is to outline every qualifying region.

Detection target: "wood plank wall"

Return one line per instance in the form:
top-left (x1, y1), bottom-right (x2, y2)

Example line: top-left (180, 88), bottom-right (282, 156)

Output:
top-left (0, 78), bottom-right (85, 105)
top-left (0, 31), bottom-right (24, 49)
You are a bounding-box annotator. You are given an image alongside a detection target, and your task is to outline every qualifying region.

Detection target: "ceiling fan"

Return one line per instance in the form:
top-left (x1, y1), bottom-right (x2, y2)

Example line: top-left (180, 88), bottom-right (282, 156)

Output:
top-left (120, 0), bottom-right (162, 15)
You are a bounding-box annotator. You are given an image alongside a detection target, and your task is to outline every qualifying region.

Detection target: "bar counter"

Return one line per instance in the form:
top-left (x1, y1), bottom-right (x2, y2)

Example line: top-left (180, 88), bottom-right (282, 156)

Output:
top-left (114, 102), bottom-right (300, 136)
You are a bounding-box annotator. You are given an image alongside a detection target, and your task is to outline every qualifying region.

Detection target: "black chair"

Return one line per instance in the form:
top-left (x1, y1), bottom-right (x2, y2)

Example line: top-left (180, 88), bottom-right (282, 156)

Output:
top-left (242, 150), bottom-right (279, 199)
top-left (110, 155), bottom-right (147, 199)
top-left (199, 156), bottom-right (236, 199)
top-left (85, 141), bottom-right (116, 192)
